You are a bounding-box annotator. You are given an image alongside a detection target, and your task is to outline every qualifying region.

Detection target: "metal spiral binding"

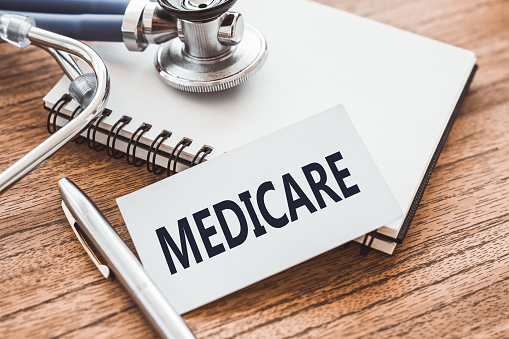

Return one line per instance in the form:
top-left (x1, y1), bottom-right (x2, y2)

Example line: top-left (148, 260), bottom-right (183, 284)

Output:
top-left (360, 231), bottom-right (377, 256)
top-left (147, 130), bottom-right (172, 175)
top-left (190, 145), bottom-right (213, 167)
top-left (106, 115), bottom-right (132, 159)
top-left (69, 106), bottom-right (87, 144)
top-left (359, 230), bottom-right (400, 255)
top-left (126, 123), bottom-right (152, 167)
top-left (86, 109), bottom-right (112, 151)
top-left (44, 94), bottom-right (214, 175)
top-left (46, 94), bottom-right (72, 134)
top-left (167, 137), bottom-right (193, 176)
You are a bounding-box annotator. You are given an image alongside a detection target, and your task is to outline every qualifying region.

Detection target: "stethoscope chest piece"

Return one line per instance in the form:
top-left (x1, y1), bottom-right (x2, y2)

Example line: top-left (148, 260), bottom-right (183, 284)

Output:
top-left (156, 23), bottom-right (267, 92)
top-left (155, 0), bottom-right (268, 92)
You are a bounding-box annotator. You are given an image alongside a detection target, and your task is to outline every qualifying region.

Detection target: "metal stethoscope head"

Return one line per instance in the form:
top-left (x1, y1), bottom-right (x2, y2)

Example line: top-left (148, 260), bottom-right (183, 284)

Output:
top-left (0, 0), bottom-right (268, 92)
top-left (122, 0), bottom-right (268, 92)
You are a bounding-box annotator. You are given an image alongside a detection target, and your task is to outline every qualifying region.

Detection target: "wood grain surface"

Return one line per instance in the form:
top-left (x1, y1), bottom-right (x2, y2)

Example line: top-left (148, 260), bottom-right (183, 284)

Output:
top-left (1, 0), bottom-right (508, 338)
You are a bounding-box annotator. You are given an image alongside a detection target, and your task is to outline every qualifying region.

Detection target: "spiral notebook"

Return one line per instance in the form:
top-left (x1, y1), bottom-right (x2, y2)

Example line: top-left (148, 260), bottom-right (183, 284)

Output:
top-left (42, 0), bottom-right (477, 254)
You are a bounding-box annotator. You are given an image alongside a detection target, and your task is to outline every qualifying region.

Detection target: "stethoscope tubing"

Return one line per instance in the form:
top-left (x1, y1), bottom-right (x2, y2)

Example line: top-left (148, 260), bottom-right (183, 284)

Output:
top-left (0, 10), bottom-right (123, 42)
top-left (0, 21), bottom-right (110, 194)
top-left (0, 0), bottom-right (130, 15)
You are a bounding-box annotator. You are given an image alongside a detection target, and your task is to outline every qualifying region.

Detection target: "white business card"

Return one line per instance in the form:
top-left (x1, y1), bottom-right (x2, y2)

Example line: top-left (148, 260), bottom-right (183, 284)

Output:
top-left (117, 105), bottom-right (402, 314)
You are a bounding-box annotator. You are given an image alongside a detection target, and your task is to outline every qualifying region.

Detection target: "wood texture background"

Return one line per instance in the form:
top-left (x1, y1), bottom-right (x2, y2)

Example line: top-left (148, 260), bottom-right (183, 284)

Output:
top-left (1, 0), bottom-right (508, 337)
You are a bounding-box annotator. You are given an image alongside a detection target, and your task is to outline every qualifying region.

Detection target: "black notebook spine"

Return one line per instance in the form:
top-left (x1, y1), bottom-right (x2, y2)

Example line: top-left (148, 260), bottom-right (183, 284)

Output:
top-left (358, 64), bottom-right (478, 255)
top-left (44, 95), bottom-right (213, 176)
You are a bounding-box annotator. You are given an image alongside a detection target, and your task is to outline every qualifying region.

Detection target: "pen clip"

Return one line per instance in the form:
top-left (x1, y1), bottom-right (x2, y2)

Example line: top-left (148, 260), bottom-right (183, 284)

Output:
top-left (61, 201), bottom-right (110, 279)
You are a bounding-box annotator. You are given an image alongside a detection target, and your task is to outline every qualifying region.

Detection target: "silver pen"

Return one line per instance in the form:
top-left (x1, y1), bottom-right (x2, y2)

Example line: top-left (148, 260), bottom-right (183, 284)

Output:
top-left (59, 178), bottom-right (196, 339)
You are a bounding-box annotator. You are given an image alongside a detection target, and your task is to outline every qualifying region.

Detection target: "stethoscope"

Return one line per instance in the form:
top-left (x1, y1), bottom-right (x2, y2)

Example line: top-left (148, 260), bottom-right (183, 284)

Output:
top-left (0, 0), bottom-right (268, 194)
top-left (0, 0), bottom-right (268, 92)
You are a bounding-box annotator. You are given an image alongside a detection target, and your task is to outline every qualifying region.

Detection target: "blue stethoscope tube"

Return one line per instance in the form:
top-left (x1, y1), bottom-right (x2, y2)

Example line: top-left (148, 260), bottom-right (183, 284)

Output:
top-left (0, 0), bottom-right (130, 41)
top-left (0, 0), bottom-right (130, 15)
top-left (0, 10), bottom-right (123, 42)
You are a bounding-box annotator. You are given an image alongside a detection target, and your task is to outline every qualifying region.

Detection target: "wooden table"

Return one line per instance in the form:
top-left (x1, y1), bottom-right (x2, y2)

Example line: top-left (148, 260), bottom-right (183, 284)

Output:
top-left (1, 0), bottom-right (508, 337)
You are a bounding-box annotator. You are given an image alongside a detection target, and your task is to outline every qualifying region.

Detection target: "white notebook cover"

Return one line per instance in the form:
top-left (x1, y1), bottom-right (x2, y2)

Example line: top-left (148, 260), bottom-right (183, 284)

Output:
top-left (44, 0), bottom-right (476, 253)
